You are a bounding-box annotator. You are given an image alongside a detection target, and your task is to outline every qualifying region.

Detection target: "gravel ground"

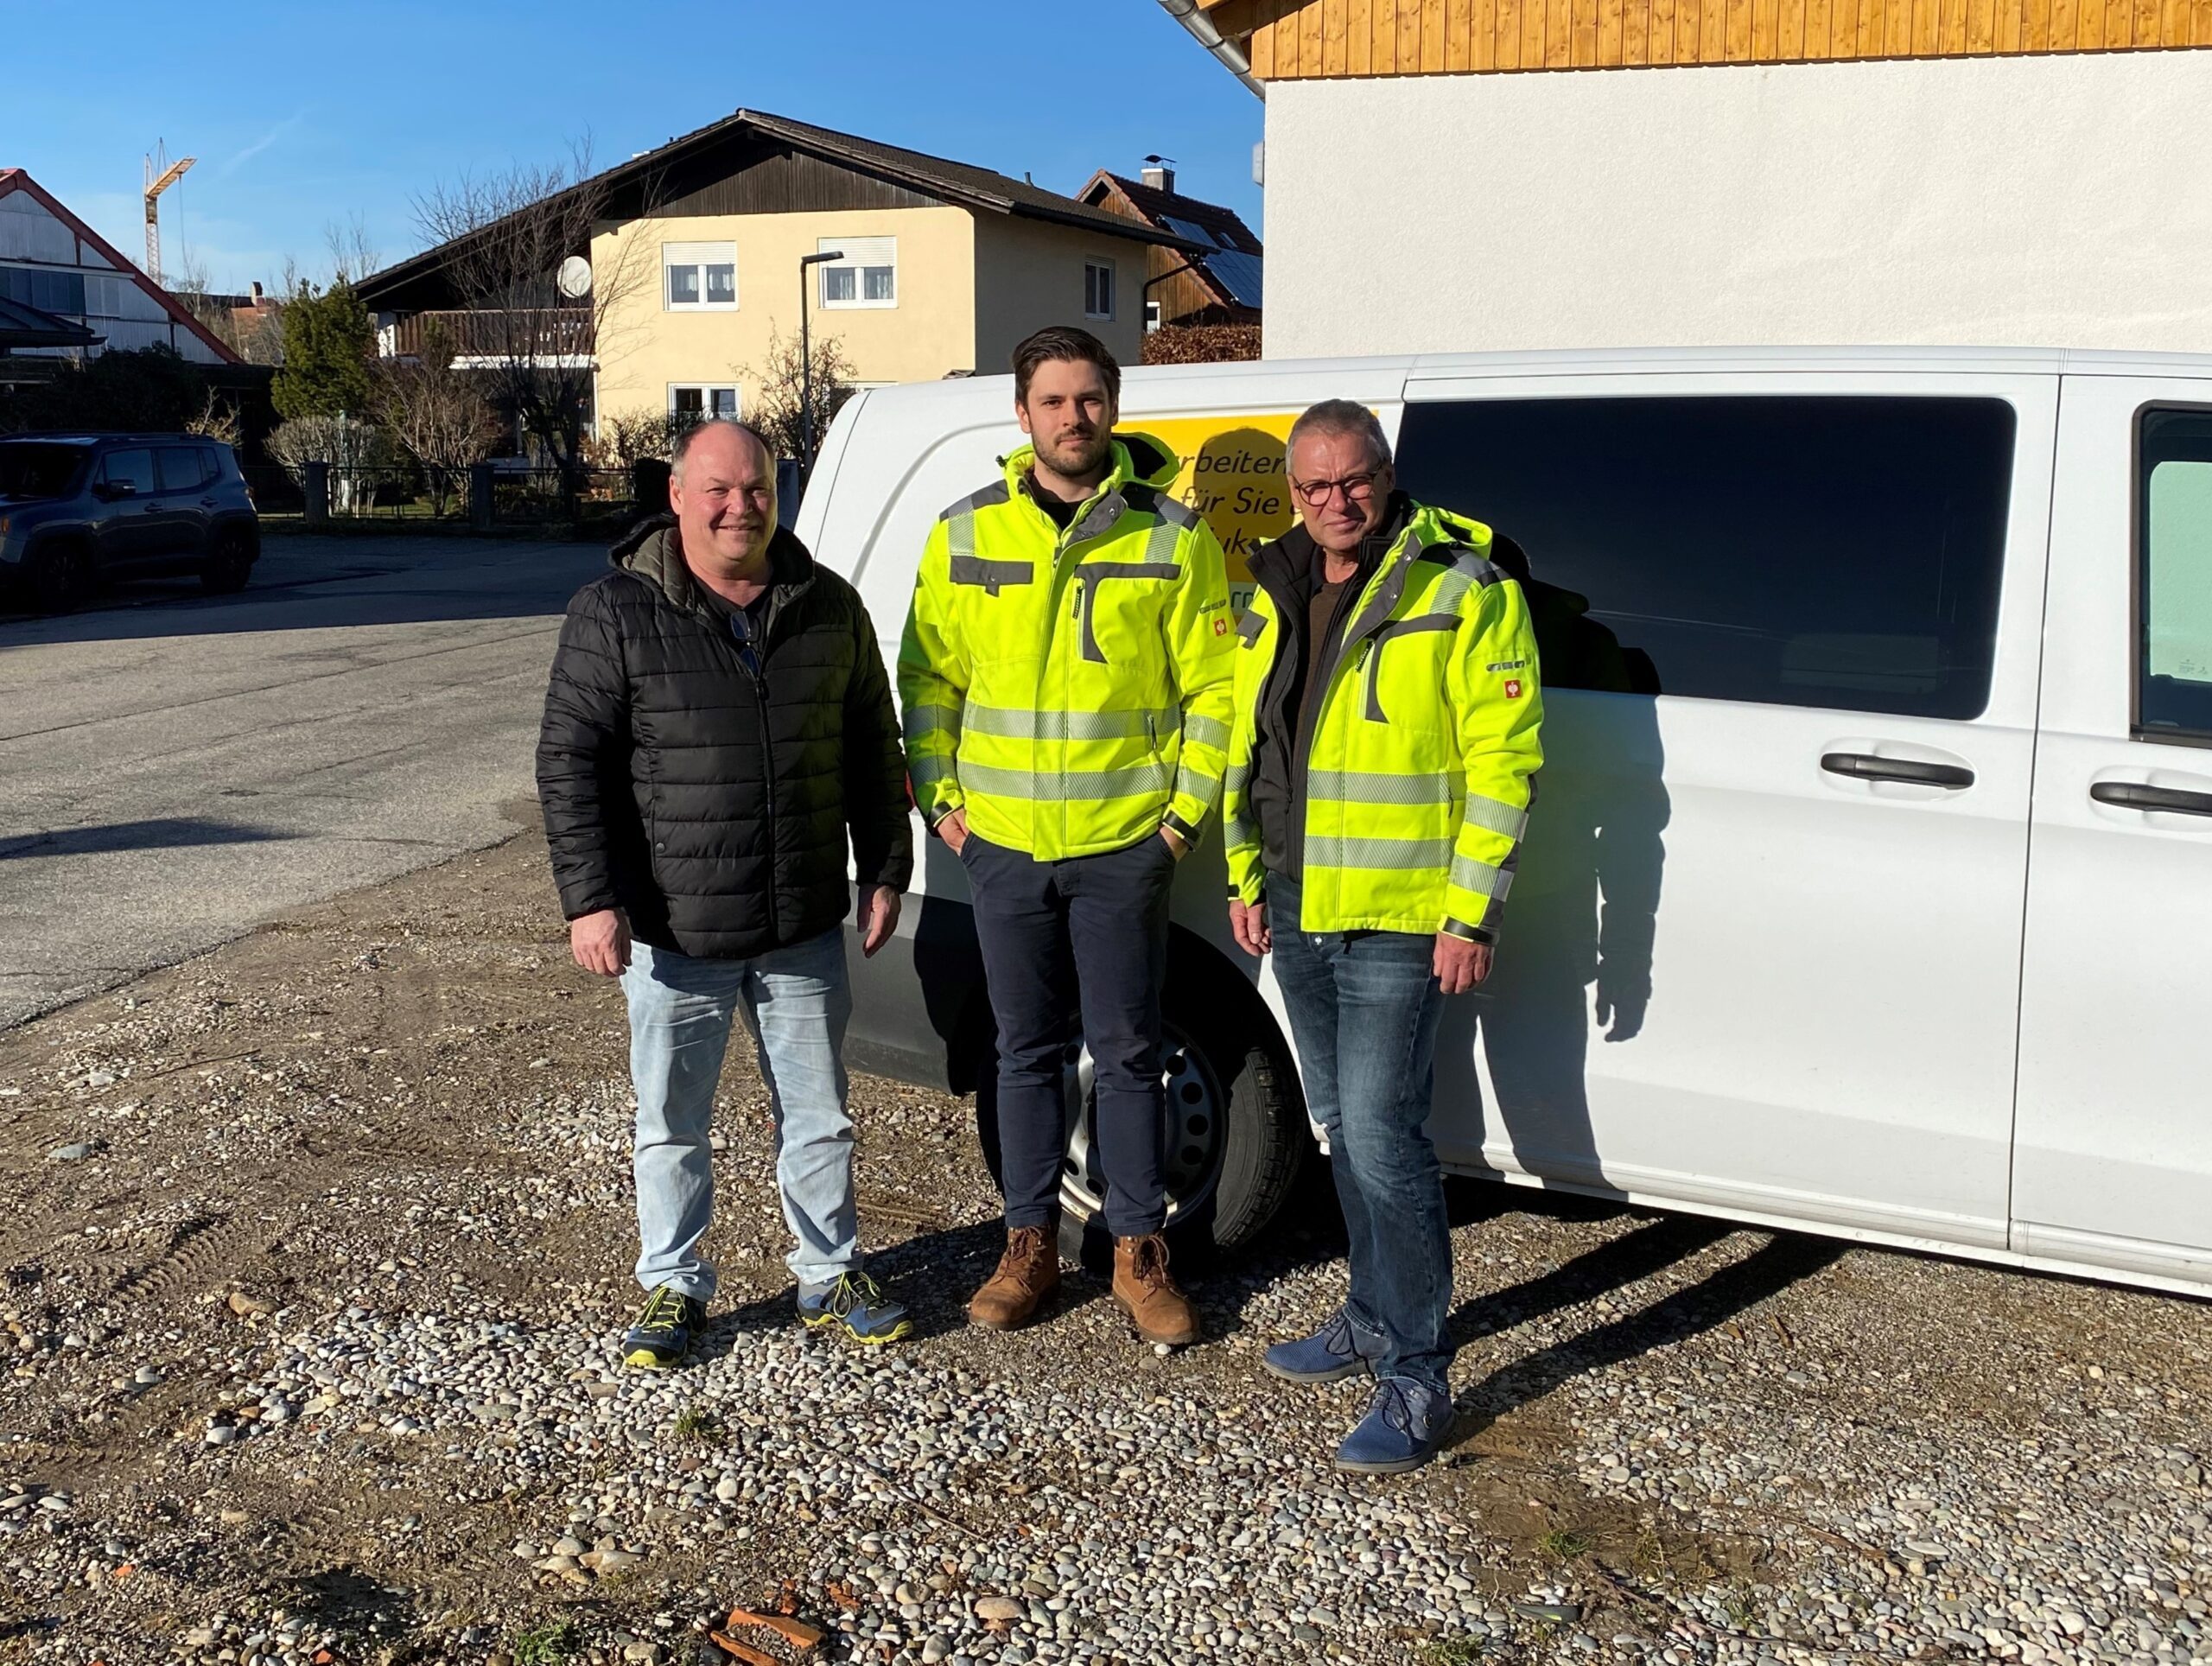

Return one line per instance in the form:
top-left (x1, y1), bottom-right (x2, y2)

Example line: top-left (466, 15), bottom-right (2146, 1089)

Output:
top-left (1, 827), bottom-right (2206, 1666)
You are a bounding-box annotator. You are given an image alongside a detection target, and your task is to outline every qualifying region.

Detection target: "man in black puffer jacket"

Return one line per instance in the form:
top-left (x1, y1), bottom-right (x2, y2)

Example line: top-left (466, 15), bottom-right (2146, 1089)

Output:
top-left (537, 419), bottom-right (913, 1368)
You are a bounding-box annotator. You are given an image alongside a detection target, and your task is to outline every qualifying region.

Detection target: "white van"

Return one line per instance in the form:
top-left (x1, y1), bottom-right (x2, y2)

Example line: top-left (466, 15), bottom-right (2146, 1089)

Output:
top-left (796, 347), bottom-right (2212, 1300)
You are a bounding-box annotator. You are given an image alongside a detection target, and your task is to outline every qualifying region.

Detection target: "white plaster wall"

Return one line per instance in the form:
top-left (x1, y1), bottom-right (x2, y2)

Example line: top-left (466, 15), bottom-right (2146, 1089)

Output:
top-left (1265, 54), bottom-right (2212, 358)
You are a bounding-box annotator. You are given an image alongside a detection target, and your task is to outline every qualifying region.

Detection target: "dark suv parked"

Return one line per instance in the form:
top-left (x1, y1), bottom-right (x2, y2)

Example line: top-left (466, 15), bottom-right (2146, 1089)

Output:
top-left (0, 433), bottom-right (260, 612)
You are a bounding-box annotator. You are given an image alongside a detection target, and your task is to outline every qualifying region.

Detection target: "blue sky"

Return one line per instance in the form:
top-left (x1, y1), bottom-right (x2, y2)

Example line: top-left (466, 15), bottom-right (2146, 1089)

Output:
top-left (0, 0), bottom-right (1264, 293)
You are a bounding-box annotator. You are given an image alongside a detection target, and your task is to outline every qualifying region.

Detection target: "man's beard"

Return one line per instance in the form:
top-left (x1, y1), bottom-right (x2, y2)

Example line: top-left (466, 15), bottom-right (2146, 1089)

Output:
top-left (1040, 429), bottom-right (1111, 477)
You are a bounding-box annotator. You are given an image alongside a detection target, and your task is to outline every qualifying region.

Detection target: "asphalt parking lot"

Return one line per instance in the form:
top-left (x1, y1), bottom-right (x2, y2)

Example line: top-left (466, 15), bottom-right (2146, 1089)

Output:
top-left (0, 533), bottom-right (607, 1029)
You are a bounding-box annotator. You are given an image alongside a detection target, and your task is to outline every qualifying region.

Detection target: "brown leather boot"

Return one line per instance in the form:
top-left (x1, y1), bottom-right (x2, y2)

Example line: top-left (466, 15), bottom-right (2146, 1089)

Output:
top-left (1113, 1233), bottom-right (1199, 1346)
top-left (967, 1224), bottom-right (1061, 1331)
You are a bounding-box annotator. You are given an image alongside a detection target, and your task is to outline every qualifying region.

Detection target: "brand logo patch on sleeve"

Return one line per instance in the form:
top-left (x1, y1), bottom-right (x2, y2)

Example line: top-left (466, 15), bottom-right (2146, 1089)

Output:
top-left (1504, 678), bottom-right (1524, 700)
top-left (1487, 659), bottom-right (1529, 673)
top-left (1213, 617), bottom-right (1230, 636)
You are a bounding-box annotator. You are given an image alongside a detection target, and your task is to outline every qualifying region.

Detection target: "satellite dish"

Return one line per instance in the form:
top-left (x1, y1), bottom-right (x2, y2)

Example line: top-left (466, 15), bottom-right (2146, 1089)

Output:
top-left (556, 256), bottom-right (593, 299)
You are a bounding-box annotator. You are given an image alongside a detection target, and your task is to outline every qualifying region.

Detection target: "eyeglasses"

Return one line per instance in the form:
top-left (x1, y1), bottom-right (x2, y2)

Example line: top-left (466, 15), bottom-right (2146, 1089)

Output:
top-left (1289, 469), bottom-right (1386, 509)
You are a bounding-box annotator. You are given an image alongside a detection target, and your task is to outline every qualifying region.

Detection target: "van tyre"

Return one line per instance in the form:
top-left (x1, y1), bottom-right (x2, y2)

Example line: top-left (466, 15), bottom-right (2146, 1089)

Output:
top-left (27, 539), bottom-right (93, 614)
top-left (975, 938), bottom-right (1308, 1264)
top-left (200, 529), bottom-right (254, 595)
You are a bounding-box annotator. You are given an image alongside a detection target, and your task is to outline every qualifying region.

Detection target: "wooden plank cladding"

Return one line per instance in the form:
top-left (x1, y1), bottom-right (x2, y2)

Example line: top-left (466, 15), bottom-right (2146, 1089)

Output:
top-left (1211, 0), bottom-right (2212, 72)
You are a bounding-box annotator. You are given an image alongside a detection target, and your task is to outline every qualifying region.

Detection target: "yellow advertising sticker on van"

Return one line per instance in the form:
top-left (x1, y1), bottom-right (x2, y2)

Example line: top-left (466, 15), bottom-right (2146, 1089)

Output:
top-left (1135, 412), bottom-right (1300, 612)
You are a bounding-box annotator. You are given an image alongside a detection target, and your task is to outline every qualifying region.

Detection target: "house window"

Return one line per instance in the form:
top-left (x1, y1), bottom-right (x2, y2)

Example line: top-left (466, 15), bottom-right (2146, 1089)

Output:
top-left (664, 241), bottom-right (737, 311)
top-left (669, 385), bottom-right (741, 426)
top-left (817, 238), bottom-right (896, 308)
top-left (1085, 260), bottom-right (1116, 321)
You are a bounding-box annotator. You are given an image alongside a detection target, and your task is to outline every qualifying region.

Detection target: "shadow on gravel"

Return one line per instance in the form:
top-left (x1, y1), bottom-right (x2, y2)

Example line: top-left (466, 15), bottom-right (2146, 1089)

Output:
top-left (1446, 1230), bottom-right (1846, 1446)
top-left (1449, 1212), bottom-right (1738, 1351)
top-left (683, 1221), bottom-right (1014, 1350)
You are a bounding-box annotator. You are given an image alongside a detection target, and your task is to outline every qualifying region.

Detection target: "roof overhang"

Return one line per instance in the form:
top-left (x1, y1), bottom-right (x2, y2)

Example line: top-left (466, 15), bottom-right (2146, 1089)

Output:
top-left (360, 111), bottom-right (1205, 312)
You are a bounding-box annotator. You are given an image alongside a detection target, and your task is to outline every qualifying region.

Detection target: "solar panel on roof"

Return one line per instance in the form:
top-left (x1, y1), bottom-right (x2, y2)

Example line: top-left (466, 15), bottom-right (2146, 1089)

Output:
top-left (1203, 249), bottom-right (1263, 308)
top-left (1160, 216), bottom-right (1218, 247)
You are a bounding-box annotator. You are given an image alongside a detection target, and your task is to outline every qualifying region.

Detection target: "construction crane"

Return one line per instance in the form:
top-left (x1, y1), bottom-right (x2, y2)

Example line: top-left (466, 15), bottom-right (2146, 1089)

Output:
top-left (143, 145), bottom-right (195, 286)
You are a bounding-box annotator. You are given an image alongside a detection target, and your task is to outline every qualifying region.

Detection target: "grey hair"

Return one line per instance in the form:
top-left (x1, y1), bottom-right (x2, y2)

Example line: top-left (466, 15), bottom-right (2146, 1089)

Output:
top-left (1287, 399), bottom-right (1392, 470)
top-left (671, 417), bottom-right (774, 483)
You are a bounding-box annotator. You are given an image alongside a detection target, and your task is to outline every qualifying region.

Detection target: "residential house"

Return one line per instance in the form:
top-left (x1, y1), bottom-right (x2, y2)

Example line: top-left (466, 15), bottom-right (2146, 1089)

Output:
top-left (1161, 0), bottom-right (2212, 355)
top-left (357, 110), bottom-right (1198, 438)
top-left (1079, 160), bottom-right (1263, 333)
top-left (0, 169), bottom-right (239, 372)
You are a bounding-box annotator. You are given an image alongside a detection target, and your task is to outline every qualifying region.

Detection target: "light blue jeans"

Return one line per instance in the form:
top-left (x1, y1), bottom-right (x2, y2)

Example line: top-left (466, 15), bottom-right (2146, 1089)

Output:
top-left (621, 931), bottom-right (857, 1302)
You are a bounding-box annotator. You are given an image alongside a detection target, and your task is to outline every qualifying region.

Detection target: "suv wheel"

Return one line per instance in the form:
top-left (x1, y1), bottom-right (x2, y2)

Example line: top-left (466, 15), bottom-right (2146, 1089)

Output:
top-left (200, 528), bottom-right (254, 595)
top-left (976, 939), bottom-right (1308, 1263)
top-left (28, 540), bottom-right (93, 614)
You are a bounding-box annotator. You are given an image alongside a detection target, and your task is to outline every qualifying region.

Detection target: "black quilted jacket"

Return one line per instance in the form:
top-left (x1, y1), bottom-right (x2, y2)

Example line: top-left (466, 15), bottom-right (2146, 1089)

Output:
top-left (536, 516), bottom-right (912, 960)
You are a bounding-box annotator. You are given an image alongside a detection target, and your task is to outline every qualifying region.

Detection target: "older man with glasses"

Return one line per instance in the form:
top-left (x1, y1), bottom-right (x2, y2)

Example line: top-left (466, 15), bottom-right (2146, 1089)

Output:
top-left (537, 418), bottom-right (914, 1368)
top-left (1219, 400), bottom-right (1544, 1471)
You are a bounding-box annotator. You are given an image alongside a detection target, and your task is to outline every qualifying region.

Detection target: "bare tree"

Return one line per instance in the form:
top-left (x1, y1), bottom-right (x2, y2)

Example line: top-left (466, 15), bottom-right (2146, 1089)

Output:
top-left (739, 326), bottom-right (856, 465)
top-left (372, 321), bottom-right (500, 515)
top-left (588, 406), bottom-right (680, 470)
top-left (168, 249), bottom-right (287, 365)
top-left (325, 215), bottom-right (381, 286)
top-left (410, 140), bottom-right (657, 507)
top-left (185, 385), bottom-right (243, 447)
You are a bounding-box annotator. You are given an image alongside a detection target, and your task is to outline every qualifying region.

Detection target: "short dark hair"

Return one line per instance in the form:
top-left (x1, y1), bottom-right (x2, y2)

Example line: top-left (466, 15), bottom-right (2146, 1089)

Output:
top-left (1011, 325), bottom-right (1121, 408)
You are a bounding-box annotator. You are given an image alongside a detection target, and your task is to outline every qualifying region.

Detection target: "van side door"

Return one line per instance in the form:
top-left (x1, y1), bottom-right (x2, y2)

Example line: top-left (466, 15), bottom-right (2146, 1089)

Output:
top-left (2012, 377), bottom-right (2212, 1288)
top-left (1392, 371), bottom-right (2056, 1250)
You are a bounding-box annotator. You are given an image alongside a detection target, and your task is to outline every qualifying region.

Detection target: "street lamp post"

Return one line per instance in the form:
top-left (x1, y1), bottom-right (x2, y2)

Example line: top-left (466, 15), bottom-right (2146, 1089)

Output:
top-left (798, 251), bottom-right (843, 481)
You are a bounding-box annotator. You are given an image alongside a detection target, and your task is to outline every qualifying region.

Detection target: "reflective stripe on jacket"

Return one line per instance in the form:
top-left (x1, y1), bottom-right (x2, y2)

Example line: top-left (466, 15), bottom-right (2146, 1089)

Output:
top-left (897, 433), bottom-right (1237, 861)
top-left (1223, 499), bottom-right (1544, 941)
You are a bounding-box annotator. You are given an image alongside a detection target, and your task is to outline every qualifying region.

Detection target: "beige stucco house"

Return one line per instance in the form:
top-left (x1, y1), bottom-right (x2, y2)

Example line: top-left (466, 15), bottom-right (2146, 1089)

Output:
top-left (359, 111), bottom-right (1193, 439)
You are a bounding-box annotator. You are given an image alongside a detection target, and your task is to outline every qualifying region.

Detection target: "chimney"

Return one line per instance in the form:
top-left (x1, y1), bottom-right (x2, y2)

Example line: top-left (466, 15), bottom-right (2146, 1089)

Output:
top-left (250, 281), bottom-right (264, 302)
top-left (1141, 154), bottom-right (1176, 194)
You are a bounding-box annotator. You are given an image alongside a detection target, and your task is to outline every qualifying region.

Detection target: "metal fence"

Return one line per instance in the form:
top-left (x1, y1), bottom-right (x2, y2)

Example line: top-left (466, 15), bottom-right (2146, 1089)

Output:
top-left (245, 461), bottom-right (640, 531)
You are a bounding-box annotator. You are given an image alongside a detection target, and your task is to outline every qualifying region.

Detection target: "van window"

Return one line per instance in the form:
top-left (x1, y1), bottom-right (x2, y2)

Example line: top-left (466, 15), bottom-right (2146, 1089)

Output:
top-left (1392, 396), bottom-right (2017, 718)
top-left (2139, 408), bottom-right (2212, 740)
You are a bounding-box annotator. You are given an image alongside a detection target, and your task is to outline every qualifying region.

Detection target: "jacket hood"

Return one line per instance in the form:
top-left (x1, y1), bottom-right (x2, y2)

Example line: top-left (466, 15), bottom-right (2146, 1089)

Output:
top-left (998, 429), bottom-right (1183, 498)
top-left (611, 514), bottom-right (817, 614)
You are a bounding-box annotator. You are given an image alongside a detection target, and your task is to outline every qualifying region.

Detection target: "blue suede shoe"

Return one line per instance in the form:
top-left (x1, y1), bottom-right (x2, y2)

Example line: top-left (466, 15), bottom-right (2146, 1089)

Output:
top-left (1262, 1307), bottom-right (1384, 1385)
top-left (1334, 1377), bottom-right (1455, 1474)
top-left (798, 1270), bottom-right (914, 1345)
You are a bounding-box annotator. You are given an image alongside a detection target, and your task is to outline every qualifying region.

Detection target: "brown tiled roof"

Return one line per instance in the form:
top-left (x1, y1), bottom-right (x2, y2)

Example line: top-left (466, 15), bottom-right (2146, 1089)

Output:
top-left (360, 111), bottom-right (1205, 307)
top-left (1086, 173), bottom-right (1262, 255)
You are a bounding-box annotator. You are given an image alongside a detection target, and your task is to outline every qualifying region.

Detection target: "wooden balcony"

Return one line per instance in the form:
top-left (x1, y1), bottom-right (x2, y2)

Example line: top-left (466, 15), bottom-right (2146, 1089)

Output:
top-left (381, 308), bottom-right (594, 366)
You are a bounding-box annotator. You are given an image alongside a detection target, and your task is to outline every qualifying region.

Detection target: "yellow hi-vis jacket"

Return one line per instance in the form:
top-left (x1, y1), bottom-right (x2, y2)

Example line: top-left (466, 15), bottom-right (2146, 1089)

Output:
top-left (897, 433), bottom-right (1238, 862)
top-left (1223, 499), bottom-right (1544, 941)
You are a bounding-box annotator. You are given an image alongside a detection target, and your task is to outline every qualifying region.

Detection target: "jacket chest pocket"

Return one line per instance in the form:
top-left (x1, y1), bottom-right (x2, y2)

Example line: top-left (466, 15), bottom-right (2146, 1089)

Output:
top-left (1073, 561), bottom-right (1180, 664)
top-left (1361, 612), bottom-right (1459, 725)
top-left (949, 556), bottom-right (1036, 599)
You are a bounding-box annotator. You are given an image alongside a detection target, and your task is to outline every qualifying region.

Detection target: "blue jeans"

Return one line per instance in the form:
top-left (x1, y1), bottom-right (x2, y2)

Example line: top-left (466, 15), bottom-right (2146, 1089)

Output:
top-left (621, 932), bottom-right (857, 1301)
top-left (1267, 873), bottom-right (1453, 1394)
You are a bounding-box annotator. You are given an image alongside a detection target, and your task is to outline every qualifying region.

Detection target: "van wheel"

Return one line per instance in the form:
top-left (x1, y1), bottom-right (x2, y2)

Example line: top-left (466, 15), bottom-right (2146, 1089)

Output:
top-left (27, 539), bottom-right (93, 613)
top-left (975, 939), bottom-right (1307, 1263)
top-left (200, 529), bottom-right (254, 595)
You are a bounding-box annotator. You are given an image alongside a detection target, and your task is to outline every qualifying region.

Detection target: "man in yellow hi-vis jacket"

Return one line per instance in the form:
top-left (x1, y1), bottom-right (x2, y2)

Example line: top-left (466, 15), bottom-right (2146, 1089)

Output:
top-left (899, 327), bottom-right (1236, 1347)
top-left (1222, 400), bottom-right (1543, 1472)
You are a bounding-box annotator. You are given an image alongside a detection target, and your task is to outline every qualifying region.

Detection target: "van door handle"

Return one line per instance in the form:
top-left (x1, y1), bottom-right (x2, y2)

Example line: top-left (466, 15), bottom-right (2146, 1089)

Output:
top-left (1821, 752), bottom-right (1975, 789)
top-left (2090, 780), bottom-right (2212, 817)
